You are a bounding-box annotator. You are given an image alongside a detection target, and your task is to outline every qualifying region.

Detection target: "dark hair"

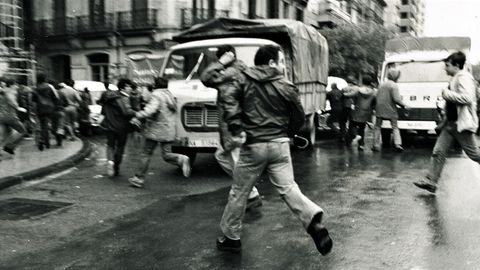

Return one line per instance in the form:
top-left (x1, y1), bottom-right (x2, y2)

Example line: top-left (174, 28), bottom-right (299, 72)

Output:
top-left (64, 79), bottom-right (75, 87)
top-left (154, 77), bottom-right (168, 89)
top-left (362, 75), bottom-right (374, 86)
top-left (216, 45), bottom-right (236, 59)
top-left (117, 78), bottom-right (132, 90)
top-left (254, 45), bottom-right (280, 66)
top-left (37, 73), bottom-right (47, 83)
top-left (444, 51), bottom-right (466, 70)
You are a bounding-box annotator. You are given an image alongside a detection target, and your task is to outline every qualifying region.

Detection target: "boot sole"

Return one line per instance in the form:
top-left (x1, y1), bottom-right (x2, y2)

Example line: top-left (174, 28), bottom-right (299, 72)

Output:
top-left (216, 242), bottom-right (241, 253)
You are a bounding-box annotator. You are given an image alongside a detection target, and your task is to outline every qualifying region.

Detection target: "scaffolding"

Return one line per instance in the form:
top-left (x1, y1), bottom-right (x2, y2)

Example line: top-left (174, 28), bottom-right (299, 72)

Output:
top-left (0, 0), bottom-right (35, 84)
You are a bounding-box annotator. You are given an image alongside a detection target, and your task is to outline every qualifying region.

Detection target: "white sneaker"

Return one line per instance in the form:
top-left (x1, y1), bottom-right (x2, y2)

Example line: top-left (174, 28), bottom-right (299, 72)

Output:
top-left (107, 160), bottom-right (115, 177)
top-left (181, 156), bottom-right (191, 178)
top-left (128, 176), bottom-right (145, 188)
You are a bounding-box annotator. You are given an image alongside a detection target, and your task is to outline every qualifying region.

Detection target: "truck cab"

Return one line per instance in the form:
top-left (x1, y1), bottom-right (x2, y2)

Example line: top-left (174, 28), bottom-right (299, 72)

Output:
top-left (158, 18), bottom-right (329, 165)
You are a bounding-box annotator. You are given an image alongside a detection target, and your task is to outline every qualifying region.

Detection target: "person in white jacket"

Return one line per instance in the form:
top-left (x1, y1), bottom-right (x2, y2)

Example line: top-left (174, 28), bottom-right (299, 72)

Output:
top-left (414, 51), bottom-right (480, 194)
top-left (128, 77), bottom-right (191, 188)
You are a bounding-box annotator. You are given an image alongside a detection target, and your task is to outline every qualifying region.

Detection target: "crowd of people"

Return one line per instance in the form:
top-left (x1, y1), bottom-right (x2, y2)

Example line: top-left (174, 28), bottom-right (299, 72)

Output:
top-left (2, 48), bottom-right (480, 256)
top-left (326, 70), bottom-right (409, 152)
top-left (0, 75), bottom-right (93, 159)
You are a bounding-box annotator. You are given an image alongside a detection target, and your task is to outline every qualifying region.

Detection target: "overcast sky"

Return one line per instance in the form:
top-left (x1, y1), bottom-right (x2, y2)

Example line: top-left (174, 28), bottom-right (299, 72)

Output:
top-left (423, 0), bottom-right (480, 63)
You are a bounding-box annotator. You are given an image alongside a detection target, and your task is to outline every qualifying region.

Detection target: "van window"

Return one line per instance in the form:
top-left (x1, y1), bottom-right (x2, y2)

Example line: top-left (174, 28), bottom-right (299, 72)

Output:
top-left (162, 45), bottom-right (264, 80)
top-left (385, 61), bottom-right (450, 83)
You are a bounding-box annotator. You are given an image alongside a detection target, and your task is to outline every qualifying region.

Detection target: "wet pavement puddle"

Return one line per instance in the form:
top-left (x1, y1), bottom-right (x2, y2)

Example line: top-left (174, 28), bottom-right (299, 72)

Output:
top-left (0, 198), bottom-right (72, 221)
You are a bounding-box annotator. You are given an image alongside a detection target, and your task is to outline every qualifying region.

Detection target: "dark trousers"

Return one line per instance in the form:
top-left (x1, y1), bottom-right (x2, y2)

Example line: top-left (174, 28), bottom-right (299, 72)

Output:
top-left (339, 108), bottom-right (352, 139)
top-left (106, 130), bottom-right (128, 167)
top-left (346, 121), bottom-right (366, 146)
top-left (37, 114), bottom-right (54, 146)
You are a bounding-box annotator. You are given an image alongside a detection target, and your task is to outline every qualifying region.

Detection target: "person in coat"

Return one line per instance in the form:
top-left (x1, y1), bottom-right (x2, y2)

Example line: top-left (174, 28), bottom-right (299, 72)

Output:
top-left (372, 68), bottom-right (409, 152)
top-left (200, 45), bottom-right (262, 209)
top-left (414, 51), bottom-right (480, 194)
top-left (217, 45), bottom-right (332, 255)
top-left (98, 78), bottom-right (136, 177)
top-left (344, 75), bottom-right (376, 150)
top-left (59, 80), bottom-right (81, 141)
top-left (326, 83), bottom-right (344, 138)
top-left (32, 74), bottom-right (59, 150)
top-left (0, 78), bottom-right (26, 158)
top-left (128, 77), bottom-right (191, 188)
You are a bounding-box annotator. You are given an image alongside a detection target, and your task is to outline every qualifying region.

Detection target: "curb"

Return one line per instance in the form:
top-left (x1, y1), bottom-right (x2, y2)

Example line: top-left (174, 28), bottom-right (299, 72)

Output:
top-left (0, 139), bottom-right (92, 191)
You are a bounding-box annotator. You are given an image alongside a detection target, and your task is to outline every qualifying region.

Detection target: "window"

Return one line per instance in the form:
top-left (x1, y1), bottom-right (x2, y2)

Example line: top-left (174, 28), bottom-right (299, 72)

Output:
top-left (88, 53), bottom-right (109, 82)
top-left (400, 12), bottom-right (408, 19)
top-left (401, 0), bottom-right (409, 5)
top-left (400, 26), bottom-right (408, 32)
top-left (283, 1), bottom-right (289, 18)
top-left (267, 0), bottom-right (279, 18)
top-left (89, 0), bottom-right (105, 27)
top-left (386, 61), bottom-right (450, 83)
top-left (296, 7), bottom-right (304, 21)
top-left (162, 45), bottom-right (269, 81)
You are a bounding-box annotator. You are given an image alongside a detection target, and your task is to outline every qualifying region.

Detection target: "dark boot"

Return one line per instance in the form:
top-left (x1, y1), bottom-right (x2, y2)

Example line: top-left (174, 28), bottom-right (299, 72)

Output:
top-left (216, 235), bottom-right (241, 253)
top-left (55, 134), bottom-right (63, 147)
top-left (307, 212), bottom-right (333, 255)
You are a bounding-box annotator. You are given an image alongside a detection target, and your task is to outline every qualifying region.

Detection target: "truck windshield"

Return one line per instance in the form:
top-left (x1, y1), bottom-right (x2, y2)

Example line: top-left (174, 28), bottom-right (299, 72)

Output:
top-left (385, 61), bottom-right (450, 83)
top-left (161, 45), bottom-right (261, 80)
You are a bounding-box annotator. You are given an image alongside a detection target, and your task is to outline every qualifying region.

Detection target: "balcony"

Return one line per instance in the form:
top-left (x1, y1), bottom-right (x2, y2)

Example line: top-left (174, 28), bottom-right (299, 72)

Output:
top-left (117, 9), bottom-right (158, 31)
top-left (77, 13), bottom-right (115, 34)
top-left (181, 8), bottom-right (229, 29)
top-left (31, 9), bottom-right (158, 39)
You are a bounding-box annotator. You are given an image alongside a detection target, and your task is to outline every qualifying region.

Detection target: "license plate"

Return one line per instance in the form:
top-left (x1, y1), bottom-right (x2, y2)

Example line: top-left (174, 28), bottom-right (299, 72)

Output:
top-left (187, 138), bottom-right (219, 147)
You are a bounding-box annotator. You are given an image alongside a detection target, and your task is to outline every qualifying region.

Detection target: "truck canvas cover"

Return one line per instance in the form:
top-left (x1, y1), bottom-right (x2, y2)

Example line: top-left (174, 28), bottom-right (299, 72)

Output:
top-left (385, 36), bottom-right (471, 57)
top-left (127, 54), bottom-right (165, 85)
top-left (173, 18), bottom-right (328, 87)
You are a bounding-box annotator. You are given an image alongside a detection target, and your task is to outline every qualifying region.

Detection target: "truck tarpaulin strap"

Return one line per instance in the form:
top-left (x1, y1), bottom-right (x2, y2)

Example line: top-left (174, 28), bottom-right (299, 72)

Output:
top-left (173, 18), bottom-right (328, 86)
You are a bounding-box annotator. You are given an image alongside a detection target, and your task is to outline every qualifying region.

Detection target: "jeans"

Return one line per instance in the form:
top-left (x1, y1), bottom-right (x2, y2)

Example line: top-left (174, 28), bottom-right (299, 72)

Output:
top-left (427, 122), bottom-right (480, 182)
top-left (135, 139), bottom-right (185, 178)
top-left (339, 108), bottom-right (351, 139)
top-left (220, 141), bottom-right (323, 240)
top-left (215, 145), bottom-right (259, 199)
top-left (106, 130), bottom-right (128, 167)
top-left (373, 117), bottom-right (402, 148)
top-left (1, 117), bottom-right (26, 150)
top-left (346, 121), bottom-right (366, 146)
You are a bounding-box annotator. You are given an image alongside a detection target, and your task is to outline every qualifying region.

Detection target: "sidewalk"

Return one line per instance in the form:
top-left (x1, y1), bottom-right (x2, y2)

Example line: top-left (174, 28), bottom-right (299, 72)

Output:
top-left (0, 138), bottom-right (91, 190)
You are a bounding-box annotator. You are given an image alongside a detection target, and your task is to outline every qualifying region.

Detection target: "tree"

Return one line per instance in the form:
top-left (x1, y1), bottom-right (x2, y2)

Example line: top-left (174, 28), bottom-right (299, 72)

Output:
top-left (320, 23), bottom-right (395, 83)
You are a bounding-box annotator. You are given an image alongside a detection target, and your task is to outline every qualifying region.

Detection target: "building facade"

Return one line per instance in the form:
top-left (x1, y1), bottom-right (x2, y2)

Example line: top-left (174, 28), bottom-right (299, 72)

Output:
top-left (25, 0), bottom-right (311, 84)
top-left (384, 0), bottom-right (424, 36)
top-left (1, 0), bottom-right (35, 83)
top-left (310, 0), bottom-right (387, 29)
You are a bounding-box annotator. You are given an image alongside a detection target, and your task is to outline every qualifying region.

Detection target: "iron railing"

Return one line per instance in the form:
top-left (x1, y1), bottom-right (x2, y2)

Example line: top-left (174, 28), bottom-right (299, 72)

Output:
top-left (32, 8), bottom-right (158, 38)
top-left (181, 8), bottom-right (229, 29)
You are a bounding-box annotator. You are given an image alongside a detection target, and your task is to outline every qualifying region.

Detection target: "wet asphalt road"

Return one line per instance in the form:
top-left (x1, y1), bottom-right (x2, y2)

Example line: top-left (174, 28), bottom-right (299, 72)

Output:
top-left (1, 134), bottom-right (480, 269)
